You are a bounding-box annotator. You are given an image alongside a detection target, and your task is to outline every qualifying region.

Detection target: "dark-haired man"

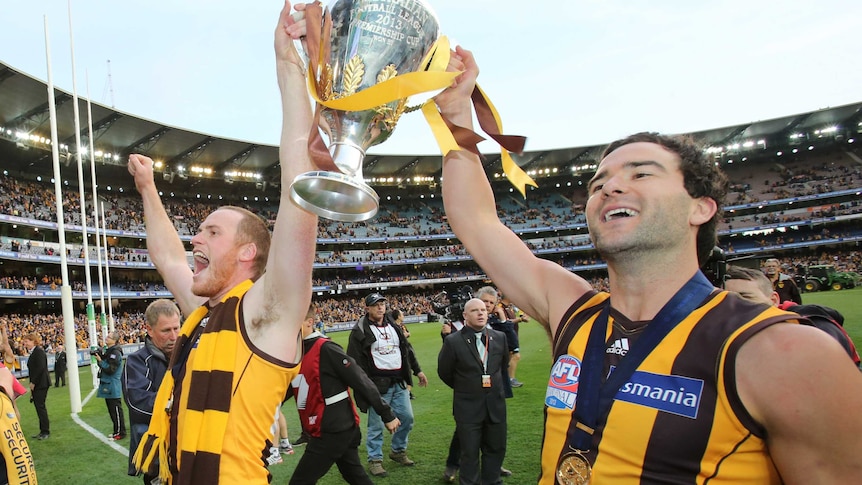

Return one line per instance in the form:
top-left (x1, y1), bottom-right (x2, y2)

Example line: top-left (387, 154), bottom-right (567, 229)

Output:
top-left (347, 293), bottom-right (428, 477)
top-left (436, 46), bottom-right (862, 483)
top-left (126, 3), bottom-right (319, 482)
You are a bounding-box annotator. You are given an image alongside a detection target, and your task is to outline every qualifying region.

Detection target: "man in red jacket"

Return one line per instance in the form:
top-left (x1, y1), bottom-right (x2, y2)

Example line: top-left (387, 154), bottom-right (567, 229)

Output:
top-left (286, 306), bottom-right (400, 485)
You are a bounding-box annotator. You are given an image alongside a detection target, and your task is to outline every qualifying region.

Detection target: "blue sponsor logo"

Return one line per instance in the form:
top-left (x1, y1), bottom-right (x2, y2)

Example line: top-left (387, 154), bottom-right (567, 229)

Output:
top-left (614, 370), bottom-right (703, 419)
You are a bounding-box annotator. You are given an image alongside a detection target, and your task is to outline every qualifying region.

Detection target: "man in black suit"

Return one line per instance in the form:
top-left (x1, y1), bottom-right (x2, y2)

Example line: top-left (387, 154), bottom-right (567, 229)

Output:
top-left (22, 332), bottom-right (50, 439)
top-left (438, 298), bottom-right (511, 485)
top-left (54, 344), bottom-right (67, 387)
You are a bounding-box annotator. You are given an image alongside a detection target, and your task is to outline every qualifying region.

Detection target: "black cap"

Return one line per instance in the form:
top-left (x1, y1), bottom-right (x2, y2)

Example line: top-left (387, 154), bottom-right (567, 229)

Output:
top-left (365, 293), bottom-right (387, 306)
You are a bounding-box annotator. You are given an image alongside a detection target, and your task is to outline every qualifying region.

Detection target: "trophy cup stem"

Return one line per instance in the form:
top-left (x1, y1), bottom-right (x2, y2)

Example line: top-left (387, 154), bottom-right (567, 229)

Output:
top-left (288, 141), bottom-right (380, 222)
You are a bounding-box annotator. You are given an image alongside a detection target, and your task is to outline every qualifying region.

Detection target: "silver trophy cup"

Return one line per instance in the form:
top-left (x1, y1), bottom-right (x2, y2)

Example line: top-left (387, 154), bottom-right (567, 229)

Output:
top-left (289, 0), bottom-right (440, 222)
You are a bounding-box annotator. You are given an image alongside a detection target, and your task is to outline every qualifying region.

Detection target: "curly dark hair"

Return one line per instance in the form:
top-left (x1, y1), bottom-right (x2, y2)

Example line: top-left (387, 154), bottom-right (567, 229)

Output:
top-left (601, 132), bottom-right (728, 267)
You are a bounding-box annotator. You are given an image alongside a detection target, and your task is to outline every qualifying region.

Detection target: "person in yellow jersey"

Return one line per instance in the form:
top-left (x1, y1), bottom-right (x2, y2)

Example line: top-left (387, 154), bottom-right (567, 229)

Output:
top-left (436, 47), bottom-right (862, 483)
top-left (127, 2), bottom-right (318, 483)
top-left (0, 365), bottom-right (37, 484)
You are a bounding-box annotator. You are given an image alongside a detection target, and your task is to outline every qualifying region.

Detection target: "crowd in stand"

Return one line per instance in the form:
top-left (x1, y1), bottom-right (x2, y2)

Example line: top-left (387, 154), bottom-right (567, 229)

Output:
top-left (1, 247), bottom-right (859, 363)
top-left (0, 272), bottom-right (630, 357)
top-left (3, 150), bottom-right (857, 242)
top-left (1, 149), bottom-right (861, 363)
top-left (724, 152), bottom-right (862, 203)
top-left (785, 250), bottom-right (861, 274)
top-left (0, 310), bottom-right (146, 357)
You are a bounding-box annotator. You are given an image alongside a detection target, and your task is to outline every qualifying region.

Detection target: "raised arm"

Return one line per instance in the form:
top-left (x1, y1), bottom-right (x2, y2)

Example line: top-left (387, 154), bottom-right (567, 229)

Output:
top-left (243, 1), bottom-right (318, 362)
top-left (127, 154), bottom-right (200, 316)
top-left (0, 326), bottom-right (15, 366)
top-left (435, 47), bottom-right (591, 336)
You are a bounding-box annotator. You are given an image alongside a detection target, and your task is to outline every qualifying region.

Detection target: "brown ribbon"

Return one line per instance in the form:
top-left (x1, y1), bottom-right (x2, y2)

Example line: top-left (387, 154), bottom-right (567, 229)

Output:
top-left (303, 1), bottom-right (339, 172)
top-left (472, 87), bottom-right (526, 154)
top-left (437, 87), bottom-right (527, 159)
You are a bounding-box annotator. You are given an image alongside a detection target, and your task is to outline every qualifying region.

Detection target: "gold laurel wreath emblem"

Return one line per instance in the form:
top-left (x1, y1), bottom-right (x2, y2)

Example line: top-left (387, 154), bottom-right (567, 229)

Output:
top-left (373, 64), bottom-right (406, 130)
top-left (340, 55), bottom-right (365, 97)
top-left (318, 59), bottom-right (407, 131)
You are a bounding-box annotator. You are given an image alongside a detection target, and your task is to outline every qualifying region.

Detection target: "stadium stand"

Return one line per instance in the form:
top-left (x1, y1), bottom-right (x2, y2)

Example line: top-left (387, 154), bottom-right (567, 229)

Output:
top-left (3, 57), bottom-right (862, 362)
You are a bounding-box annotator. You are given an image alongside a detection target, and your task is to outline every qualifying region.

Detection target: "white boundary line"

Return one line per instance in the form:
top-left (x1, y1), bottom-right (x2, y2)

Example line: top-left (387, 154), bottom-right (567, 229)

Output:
top-left (72, 388), bottom-right (128, 455)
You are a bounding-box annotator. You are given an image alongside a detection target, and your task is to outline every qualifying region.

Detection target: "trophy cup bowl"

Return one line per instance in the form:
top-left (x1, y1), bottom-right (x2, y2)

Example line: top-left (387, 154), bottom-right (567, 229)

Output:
top-left (289, 0), bottom-right (441, 222)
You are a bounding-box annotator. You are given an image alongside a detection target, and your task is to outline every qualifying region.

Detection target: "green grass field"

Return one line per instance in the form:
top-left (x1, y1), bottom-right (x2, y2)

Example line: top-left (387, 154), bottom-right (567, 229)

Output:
top-left (18, 287), bottom-right (862, 484)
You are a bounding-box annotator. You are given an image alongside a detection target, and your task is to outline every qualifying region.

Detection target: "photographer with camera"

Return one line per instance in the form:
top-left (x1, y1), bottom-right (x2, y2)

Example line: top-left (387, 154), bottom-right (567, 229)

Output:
top-left (436, 286), bottom-right (473, 340)
top-left (96, 331), bottom-right (126, 440)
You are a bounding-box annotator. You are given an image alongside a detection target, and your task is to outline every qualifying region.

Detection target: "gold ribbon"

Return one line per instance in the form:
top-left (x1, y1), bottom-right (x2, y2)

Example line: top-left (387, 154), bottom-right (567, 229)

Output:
top-left (308, 69), bottom-right (458, 112)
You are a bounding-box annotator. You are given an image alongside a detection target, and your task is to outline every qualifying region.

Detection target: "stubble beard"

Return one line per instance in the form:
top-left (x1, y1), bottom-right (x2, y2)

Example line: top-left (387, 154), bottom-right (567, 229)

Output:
top-left (591, 209), bottom-right (690, 269)
top-left (191, 252), bottom-right (236, 299)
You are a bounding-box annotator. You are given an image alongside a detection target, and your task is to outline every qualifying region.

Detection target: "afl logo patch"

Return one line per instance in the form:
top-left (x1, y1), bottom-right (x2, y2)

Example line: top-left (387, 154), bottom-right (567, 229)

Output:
top-left (545, 354), bottom-right (581, 410)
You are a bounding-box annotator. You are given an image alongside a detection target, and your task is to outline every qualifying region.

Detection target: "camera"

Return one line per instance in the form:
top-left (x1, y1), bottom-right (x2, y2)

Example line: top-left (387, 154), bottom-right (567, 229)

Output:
top-left (430, 285), bottom-right (474, 323)
top-left (89, 347), bottom-right (102, 357)
top-left (703, 246), bottom-right (727, 288)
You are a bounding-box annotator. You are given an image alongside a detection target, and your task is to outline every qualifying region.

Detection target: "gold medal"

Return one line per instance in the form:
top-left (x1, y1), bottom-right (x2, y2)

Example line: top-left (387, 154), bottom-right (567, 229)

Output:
top-left (556, 450), bottom-right (592, 485)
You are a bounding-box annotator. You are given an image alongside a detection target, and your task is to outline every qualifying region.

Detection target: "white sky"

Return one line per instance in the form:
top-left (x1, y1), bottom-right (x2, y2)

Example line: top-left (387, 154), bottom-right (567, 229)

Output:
top-left (1, 0), bottom-right (860, 156)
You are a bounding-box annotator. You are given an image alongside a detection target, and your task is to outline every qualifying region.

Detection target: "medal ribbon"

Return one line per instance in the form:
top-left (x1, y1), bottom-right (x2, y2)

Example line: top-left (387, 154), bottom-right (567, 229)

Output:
top-left (300, 1), bottom-right (536, 197)
top-left (568, 271), bottom-right (715, 452)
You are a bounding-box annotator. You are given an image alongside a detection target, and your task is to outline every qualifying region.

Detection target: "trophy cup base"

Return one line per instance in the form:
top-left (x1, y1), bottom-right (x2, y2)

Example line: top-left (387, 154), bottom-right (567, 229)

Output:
top-left (289, 171), bottom-right (380, 222)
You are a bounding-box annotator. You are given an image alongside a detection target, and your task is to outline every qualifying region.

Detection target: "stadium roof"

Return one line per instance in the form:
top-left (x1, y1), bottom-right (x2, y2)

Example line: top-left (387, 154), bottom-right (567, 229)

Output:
top-left (2, 59), bottom-right (861, 190)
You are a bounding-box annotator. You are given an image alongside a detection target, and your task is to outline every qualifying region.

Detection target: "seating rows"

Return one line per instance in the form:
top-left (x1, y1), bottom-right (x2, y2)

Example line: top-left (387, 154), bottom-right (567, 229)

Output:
top-left (1, 146), bottom-right (861, 352)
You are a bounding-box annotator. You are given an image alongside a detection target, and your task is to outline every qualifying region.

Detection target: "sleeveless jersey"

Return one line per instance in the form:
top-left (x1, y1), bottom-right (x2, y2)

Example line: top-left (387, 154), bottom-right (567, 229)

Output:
top-left (539, 290), bottom-right (797, 484)
top-left (171, 294), bottom-right (300, 484)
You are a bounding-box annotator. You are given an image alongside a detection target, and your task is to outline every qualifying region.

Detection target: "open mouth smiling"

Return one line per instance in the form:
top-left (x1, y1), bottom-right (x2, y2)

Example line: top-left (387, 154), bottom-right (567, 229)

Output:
top-left (604, 208), bottom-right (638, 222)
top-left (193, 251), bottom-right (209, 274)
